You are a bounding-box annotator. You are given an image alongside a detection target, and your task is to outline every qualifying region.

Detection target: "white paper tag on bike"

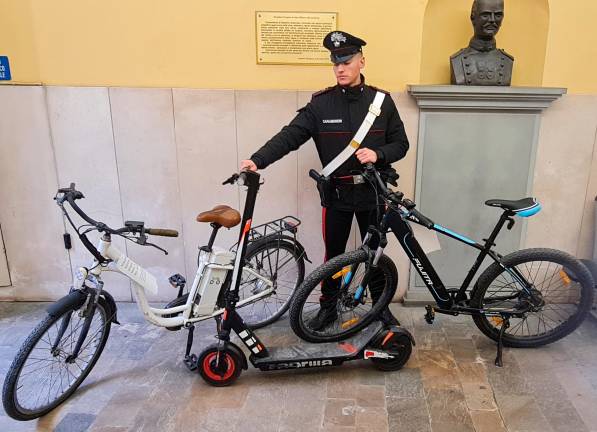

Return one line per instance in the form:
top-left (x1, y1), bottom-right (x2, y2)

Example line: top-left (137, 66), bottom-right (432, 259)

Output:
top-left (410, 223), bottom-right (441, 254)
top-left (116, 255), bottom-right (159, 296)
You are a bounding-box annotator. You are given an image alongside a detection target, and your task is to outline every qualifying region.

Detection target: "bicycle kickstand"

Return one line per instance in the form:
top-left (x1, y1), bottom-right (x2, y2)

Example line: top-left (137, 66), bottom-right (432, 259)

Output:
top-left (183, 324), bottom-right (198, 371)
top-left (494, 316), bottom-right (510, 367)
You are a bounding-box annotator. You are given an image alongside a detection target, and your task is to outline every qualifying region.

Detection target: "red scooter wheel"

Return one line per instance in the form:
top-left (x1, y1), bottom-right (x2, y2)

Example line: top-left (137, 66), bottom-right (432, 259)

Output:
top-left (198, 344), bottom-right (242, 386)
top-left (369, 329), bottom-right (413, 371)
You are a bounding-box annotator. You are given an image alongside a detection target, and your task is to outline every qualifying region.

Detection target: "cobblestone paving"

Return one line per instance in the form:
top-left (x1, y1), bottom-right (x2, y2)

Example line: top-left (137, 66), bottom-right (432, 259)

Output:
top-left (1, 302), bottom-right (596, 432)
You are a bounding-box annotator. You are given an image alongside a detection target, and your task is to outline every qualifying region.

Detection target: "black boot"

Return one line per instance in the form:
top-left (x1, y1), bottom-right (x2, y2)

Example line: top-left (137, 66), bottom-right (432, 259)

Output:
top-left (307, 299), bottom-right (338, 331)
top-left (379, 307), bottom-right (400, 326)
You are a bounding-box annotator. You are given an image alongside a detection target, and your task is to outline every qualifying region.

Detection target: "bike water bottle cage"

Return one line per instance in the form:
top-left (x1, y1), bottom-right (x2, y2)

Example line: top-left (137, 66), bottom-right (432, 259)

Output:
top-left (485, 197), bottom-right (542, 218)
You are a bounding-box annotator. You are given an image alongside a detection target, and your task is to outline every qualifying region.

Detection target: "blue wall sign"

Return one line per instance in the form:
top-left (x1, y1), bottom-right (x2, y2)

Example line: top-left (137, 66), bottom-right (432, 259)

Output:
top-left (0, 57), bottom-right (12, 81)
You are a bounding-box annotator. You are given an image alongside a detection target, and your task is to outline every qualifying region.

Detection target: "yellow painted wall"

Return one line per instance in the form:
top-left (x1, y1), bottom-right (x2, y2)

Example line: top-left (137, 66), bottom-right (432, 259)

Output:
top-left (1, 0), bottom-right (425, 90)
top-left (0, 1), bottom-right (40, 83)
top-left (542, 1), bottom-right (597, 94)
top-left (0, 0), bottom-right (595, 93)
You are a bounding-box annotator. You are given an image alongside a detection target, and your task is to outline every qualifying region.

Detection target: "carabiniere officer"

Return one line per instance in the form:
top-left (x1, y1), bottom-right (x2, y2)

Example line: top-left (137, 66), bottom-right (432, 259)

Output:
top-left (240, 31), bottom-right (409, 330)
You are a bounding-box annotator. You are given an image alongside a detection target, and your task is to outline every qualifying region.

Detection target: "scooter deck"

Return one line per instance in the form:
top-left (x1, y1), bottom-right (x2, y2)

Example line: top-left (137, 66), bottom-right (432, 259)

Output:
top-left (251, 321), bottom-right (384, 370)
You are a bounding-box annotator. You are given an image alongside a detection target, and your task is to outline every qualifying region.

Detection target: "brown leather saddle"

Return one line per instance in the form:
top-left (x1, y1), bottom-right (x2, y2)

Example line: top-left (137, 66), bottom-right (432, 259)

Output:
top-left (196, 205), bottom-right (241, 228)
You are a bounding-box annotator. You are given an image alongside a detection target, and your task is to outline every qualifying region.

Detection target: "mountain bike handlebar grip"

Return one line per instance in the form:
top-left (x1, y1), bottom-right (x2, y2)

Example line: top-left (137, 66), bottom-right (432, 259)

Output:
top-left (309, 169), bottom-right (322, 181)
top-left (146, 228), bottom-right (179, 237)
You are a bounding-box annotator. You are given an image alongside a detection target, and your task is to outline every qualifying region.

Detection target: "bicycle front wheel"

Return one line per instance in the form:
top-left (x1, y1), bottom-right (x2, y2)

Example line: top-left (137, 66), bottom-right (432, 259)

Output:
top-left (2, 297), bottom-right (111, 420)
top-left (289, 250), bottom-right (398, 343)
top-left (470, 248), bottom-right (594, 348)
top-left (237, 239), bottom-right (305, 329)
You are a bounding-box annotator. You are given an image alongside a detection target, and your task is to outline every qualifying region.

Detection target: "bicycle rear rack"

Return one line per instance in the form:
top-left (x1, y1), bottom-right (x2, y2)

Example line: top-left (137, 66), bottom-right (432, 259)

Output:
top-left (247, 216), bottom-right (301, 242)
top-left (230, 216), bottom-right (302, 251)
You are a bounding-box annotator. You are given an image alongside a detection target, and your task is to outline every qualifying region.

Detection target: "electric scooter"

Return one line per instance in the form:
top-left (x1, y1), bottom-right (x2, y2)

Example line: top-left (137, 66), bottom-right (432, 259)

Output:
top-left (185, 170), bottom-right (415, 385)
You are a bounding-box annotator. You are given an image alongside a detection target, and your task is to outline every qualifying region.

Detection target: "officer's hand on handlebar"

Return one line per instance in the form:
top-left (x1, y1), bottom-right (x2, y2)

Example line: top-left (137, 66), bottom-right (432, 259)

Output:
top-left (239, 159), bottom-right (258, 172)
top-left (355, 148), bottom-right (377, 164)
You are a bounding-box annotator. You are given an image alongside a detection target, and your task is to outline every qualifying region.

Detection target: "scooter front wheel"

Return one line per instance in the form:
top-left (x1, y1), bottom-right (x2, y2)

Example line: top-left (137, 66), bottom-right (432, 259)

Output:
top-left (197, 344), bottom-right (243, 387)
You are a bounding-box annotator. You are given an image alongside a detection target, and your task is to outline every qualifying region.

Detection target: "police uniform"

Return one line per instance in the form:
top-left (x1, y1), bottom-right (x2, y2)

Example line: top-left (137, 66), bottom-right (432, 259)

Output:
top-left (250, 31), bottom-right (409, 262)
top-left (248, 31), bottom-right (409, 329)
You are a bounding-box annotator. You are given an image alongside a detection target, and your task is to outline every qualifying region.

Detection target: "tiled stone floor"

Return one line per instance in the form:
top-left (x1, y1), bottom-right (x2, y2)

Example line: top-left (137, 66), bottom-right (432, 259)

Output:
top-left (1, 302), bottom-right (596, 432)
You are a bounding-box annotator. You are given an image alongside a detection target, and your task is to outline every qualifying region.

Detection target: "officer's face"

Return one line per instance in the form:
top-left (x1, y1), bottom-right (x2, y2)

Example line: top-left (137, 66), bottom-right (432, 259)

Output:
top-left (333, 53), bottom-right (365, 87)
top-left (472, 0), bottom-right (504, 38)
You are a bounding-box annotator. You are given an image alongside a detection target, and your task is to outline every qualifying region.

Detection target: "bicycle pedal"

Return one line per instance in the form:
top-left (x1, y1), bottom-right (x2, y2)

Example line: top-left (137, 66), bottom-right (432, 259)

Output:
top-left (184, 354), bottom-right (199, 371)
top-left (424, 305), bottom-right (435, 324)
top-left (169, 273), bottom-right (186, 288)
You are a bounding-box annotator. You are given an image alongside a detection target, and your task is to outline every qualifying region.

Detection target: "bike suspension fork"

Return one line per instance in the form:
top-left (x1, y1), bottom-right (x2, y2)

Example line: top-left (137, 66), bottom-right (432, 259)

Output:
top-left (353, 230), bottom-right (389, 303)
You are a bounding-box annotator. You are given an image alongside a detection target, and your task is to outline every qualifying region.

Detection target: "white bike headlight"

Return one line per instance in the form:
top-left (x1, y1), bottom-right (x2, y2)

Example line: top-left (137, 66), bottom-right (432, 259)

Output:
top-left (76, 267), bottom-right (89, 281)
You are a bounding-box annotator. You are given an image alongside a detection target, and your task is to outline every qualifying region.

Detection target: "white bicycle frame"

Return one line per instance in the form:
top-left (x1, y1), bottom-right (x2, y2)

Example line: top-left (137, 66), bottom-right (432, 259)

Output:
top-left (76, 235), bottom-right (275, 328)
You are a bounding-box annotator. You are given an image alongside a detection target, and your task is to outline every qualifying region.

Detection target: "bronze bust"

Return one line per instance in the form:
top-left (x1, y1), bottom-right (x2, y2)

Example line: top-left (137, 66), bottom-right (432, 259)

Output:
top-left (450, 0), bottom-right (513, 86)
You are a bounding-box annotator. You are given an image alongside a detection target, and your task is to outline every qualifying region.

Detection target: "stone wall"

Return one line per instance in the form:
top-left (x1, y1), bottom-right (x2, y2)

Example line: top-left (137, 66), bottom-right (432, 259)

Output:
top-left (0, 86), bottom-right (595, 301)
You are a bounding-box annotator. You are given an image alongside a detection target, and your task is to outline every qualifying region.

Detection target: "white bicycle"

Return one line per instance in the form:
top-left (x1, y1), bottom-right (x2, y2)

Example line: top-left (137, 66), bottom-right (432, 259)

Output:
top-left (2, 176), bottom-right (306, 421)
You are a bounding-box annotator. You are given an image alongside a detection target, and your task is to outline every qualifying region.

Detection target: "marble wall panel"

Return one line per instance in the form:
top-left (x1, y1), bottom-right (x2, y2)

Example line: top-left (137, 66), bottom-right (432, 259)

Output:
top-left (574, 97), bottom-right (597, 260)
top-left (526, 95), bottom-right (597, 254)
top-left (386, 91), bottom-right (420, 299)
top-left (3, 86), bottom-right (595, 303)
top-left (0, 86), bottom-right (71, 299)
top-left (235, 91), bottom-right (298, 225)
top-left (0, 226), bottom-right (10, 286)
top-left (47, 86), bottom-right (131, 301)
top-left (109, 88), bottom-right (185, 302)
top-left (172, 89), bottom-right (239, 278)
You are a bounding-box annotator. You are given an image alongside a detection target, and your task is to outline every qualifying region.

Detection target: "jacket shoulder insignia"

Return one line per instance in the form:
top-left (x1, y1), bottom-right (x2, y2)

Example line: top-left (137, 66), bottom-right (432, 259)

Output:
top-left (312, 86), bottom-right (335, 98)
top-left (368, 85), bottom-right (390, 95)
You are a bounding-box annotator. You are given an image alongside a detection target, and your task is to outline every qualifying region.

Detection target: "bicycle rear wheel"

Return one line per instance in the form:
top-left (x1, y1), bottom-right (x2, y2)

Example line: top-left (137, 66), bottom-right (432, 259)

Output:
top-left (289, 249), bottom-right (398, 343)
top-left (470, 248), bottom-right (594, 348)
top-left (237, 239), bottom-right (305, 329)
top-left (2, 296), bottom-right (111, 420)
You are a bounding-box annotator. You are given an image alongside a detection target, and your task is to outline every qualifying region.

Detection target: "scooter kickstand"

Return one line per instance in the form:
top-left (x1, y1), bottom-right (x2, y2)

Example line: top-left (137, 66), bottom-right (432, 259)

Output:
top-left (183, 325), bottom-right (198, 371)
top-left (494, 316), bottom-right (510, 367)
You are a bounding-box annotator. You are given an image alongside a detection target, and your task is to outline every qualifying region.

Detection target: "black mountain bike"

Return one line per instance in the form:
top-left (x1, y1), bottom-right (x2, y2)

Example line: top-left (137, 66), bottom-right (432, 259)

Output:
top-left (290, 164), bottom-right (595, 365)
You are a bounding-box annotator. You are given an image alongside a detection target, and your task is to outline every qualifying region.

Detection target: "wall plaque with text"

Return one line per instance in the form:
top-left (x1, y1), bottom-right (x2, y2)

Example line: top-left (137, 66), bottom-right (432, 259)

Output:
top-left (256, 11), bottom-right (337, 65)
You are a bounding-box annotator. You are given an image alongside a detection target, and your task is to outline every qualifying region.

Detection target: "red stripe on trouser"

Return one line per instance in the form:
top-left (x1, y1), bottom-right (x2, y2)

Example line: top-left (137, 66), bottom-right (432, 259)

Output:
top-left (320, 207), bottom-right (328, 301)
top-left (322, 207), bottom-right (327, 262)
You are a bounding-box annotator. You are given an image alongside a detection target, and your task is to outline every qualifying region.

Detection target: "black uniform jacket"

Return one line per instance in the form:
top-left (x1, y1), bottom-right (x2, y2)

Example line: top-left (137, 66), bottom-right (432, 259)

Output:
top-left (250, 75), bottom-right (409, 211)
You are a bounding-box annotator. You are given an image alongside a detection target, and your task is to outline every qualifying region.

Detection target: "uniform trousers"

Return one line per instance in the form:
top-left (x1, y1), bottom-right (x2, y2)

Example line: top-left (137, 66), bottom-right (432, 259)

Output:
top-left (321, 206), bottom-right (380, 298)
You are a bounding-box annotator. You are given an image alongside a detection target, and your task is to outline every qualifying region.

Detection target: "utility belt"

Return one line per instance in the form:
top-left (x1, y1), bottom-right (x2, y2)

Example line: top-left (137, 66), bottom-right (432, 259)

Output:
top-left (332, 174), bottom-right (365, 185)
top-left (308, 171), bottom-right (367, 207)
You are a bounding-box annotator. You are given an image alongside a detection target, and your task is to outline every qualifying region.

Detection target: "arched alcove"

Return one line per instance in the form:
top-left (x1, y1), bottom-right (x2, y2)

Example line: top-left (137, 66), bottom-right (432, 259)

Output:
top-left (419, 0), bottom-right (549, 86)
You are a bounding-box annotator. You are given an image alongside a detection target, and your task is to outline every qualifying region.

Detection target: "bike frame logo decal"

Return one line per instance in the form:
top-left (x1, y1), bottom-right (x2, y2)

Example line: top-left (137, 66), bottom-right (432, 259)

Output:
top-left (414, 258), bottom-right (434, 287)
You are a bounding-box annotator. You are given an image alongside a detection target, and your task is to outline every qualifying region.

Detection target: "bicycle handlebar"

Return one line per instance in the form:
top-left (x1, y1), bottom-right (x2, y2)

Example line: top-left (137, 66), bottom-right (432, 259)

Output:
top-left (146, 228), bottom-right (179, 237)
top-left (56, 183), bottom-right (179, 237)
top-left (223, 170), bottom-right (261, 188)
top-left (305, 163), bottom-right (432, 229)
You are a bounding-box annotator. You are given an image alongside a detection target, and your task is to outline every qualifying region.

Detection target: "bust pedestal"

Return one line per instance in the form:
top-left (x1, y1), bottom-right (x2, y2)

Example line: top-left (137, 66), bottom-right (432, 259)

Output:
top-left (403, 85), bottom-right (566, 305)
